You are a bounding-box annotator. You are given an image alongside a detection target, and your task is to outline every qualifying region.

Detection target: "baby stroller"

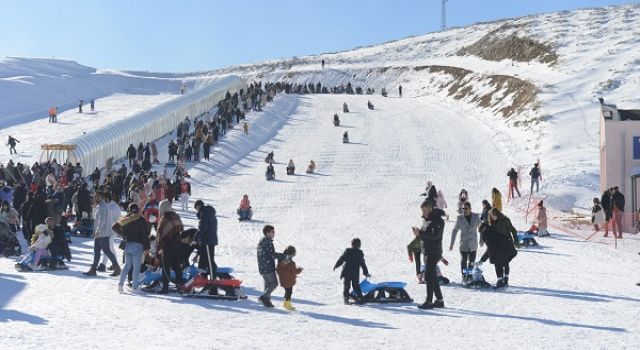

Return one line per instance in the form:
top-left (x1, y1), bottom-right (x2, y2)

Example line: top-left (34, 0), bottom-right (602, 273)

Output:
top-left (0, 222), bottom-right (21, 258)
top-left (462, 262), bottom-right (492, 289)
top-left (351, 278), bottom-right (413, 304)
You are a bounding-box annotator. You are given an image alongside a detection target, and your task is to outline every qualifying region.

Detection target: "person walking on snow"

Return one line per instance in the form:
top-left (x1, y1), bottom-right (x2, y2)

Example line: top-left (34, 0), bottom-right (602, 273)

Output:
top-left (276, 245), bottom-right (303, 311)
top-left (193, 200), bottom-right (218, 281)
top-left (98, 193), bottom-right (122, 272)
top-left (507, 168), bottom-right (521, 198)
top-left (436, 190), bottom-right (448, 220)
top-left (450, 202), bottom-right (481, 280)
top-left (421, 181), bottom-right (437, 201)
top-left (90, 99), bottom-right (95, 112)
top-left (178, 178), bottom-right (191, 211)
top-left (334, 238), bottom-right (370, 305)
top-left (529, 163), bottom-right (542, 194)
top-left (112, 203), bottom-right (150, 293)
top-left (257, 225), bottom-right (285, 307)
top-left (535, 201), bottom-right (549, 237)
top-left (78, 99), bottom-right (84, 113)
top-left (83, 192), bottom-right (121, 277)
top-left (7, 136), bottom-right (19, 155)
top-left (412, 199), bottom-right (445, 309)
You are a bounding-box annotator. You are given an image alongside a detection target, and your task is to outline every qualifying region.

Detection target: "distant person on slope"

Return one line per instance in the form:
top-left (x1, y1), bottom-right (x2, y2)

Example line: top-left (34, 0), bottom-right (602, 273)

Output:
top-left (421, 181), bottom-right (437, 201)
top-left (436, 190), bottom-right (448, 220)
top-left (321, 59), bottom-right (325, 69)
top-left (535, 201), bottom-right (549, 237)
top-left (399, 85), bottom-right (402, 97)
top-left (342, 132), bottom-right (349, 144)
top-left (78, 99), bottom-right (83, 113)
top-left (127, 144), bottom-right (137, 168)
top-left (7, 136), bottom-right (19, 155)
top-left (529, 163), bottom-right (542, 194)
top-left (90, 99), bottom-right (95, 112)
top-left (507, 168), bottom-right (521, 198)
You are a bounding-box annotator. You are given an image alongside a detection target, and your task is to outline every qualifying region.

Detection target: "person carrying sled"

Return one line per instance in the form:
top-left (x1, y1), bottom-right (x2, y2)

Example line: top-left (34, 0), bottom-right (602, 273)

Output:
top-left (412, 199), bottom-right (445, 309)
top-left (237, 194), bottom-right (252, 221)
top-left (257, 225), bottom-right (285, 307)
top-left (342, 132), bottom-right (349, 144)
top-left (286, 159), bottom-right (295, 175)
top-left (529, 163), bottom-right (542, 194)
top-left (450, 202), bottom-right (481, 281)
top-left (276, 245), bottom-right (303, 310)
top-left (306, 160), bottom-right (316, 174)
top-left (334, 238), bottom-right (370, 305)
top-left (193, 200), bottom-right (218, 282)
top-left (7, 136), bottom-right (19, 155)
top-left (507, 168), bottom-right (521, 198)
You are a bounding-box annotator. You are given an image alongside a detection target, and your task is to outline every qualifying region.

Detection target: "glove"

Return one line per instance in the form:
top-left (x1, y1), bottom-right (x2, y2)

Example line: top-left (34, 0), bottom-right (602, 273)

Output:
top-left (408, 255), bottom-right (414, 263)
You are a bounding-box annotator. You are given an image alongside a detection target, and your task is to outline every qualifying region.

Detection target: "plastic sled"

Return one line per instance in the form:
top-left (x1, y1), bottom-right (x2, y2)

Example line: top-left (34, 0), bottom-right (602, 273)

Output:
top-left (517, 232), bottom-right (539, 247)
top-left (462, 264), bottom-right (492, 289)
top-left (15, 252), bottom-right (69, 272)
top-left (351, 279), bottom-right (413, 303)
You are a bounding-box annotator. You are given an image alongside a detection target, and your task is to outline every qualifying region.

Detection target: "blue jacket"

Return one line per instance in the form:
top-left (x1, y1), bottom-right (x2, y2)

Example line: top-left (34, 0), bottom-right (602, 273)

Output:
top-left (194, 205), bottom-right (218, 246)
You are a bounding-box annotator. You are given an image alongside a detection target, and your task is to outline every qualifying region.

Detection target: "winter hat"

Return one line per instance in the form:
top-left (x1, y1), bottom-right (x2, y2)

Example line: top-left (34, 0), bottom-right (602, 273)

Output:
top-left (128, 203), bottom-right (139, 213)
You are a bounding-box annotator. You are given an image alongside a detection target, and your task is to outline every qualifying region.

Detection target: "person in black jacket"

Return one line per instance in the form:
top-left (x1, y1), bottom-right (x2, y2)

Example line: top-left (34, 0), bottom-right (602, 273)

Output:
top-left (601, 189), bottom-right (612, 237)
top-left (421, 181), bottom-right (437, 201)
top-left (126, 144), bottom-right (137, 167)
top-left (193, 200), bottom-right (218, 281)
top-left (257, 225), bottom-right (285, 307)
top-left (479, 221), bottom-right (517, 288)
top-left (27, 193), bottom-right (48, 235)
top-left (334, 238), bottom-right (370, 305)
top-left (412, 199), bottom-right (445, 309)
top-left (76, 183), bottom-right (92, 218)
top-left (611, 186), bottom-right (625, 238)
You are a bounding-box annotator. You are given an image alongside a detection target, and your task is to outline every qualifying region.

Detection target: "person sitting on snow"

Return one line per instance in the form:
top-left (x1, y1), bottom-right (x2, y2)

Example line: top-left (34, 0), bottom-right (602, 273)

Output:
top-left (343, 102), bottom-right (349, 113)
top-left (333, 114), bottom-right (340, 126)
top-left (237, 195), bottom-right (252, 220)
top-left (27, 224), bottom-right (53, 271)
top-left (306, 160), bottom-right (316, 174)
top-left (342, 132), bottom-right (349, 144)
top-left (367, 100), bottom-right (374, 110)
top-left (266, 164), bottom-right (276, 180)
top-left (286, 159), bottom-right (295, 175)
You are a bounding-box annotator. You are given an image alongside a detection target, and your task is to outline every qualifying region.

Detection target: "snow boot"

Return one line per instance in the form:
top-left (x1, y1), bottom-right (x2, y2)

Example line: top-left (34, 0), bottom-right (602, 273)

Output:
top-left (107, 265), bottom-right (115, 271)
top-left (504, 276), bottom-right (509, 286)
top-left (433, 300), bottom-right (445, 309)
top-left (418, 301), bottom-right (434, 310)
top-left (83, 266), bottom-right (97, 276)
top-left (117, 285), bottom-right (124, 293)
top-left (109, 265), bottom-right (121, 277)
top-left (493, 278), bottom-right (507, 289)
top-left (343, 297), bottom-right (350, 305)
top-left (259, 295), bottom-right (274, 308)
top-left (97, 263), bottom-right (106, 272)
top-left (283, 300), bottom-right (296, 311)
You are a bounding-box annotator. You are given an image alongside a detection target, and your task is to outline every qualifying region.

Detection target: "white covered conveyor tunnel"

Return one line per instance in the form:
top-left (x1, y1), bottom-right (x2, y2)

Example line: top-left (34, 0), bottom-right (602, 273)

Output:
top-left (40, 75), bottom-right (245, 172)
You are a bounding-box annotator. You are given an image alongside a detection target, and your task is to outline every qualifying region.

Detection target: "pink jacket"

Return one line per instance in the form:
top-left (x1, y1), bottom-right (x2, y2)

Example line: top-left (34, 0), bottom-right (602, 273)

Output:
top-left (239, 198), bottom-right (251, 210)
top-left (536, 207), bottom-right (548, 229)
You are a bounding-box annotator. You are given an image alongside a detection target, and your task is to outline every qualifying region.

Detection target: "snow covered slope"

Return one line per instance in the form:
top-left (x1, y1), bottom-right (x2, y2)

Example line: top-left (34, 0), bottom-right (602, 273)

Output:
top-left (2, 94), bottom-right (639, 349)
top-left (201, 3), bottom-right (640, 215)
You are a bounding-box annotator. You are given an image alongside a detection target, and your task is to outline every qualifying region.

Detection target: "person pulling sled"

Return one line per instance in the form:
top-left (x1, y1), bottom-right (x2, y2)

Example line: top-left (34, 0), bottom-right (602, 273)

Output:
top-left (334, 238), bottom-right (370, 305)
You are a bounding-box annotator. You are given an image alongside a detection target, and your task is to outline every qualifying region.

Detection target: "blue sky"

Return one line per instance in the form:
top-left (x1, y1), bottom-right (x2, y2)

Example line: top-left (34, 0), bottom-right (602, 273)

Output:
top-left (0, 0), bottom-right (637, 72)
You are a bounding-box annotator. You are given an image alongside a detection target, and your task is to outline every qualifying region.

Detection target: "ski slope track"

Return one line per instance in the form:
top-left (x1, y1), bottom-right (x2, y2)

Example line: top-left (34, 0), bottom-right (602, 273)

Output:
top-left (2, 94), bottom-right (639, 349)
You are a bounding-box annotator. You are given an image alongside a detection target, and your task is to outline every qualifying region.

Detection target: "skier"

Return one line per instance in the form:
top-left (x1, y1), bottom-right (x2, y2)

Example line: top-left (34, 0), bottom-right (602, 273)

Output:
top-left (90, 99), bottom-right (95, 112)
top-left (529, 163), bottom-right (542, 194)
top-left (342, 132), bottom-right (349, 144)
top-left (78, 99), bottom-right (84, 113)
top-left (591, 198), bottom-right (606, 234)
top-left (399, 85), bottom-right (402, 97)
top-left (276, 245), bottom-right (303, 310)
top-left (507, 167), bottom-right (521, 198)
top-left (535, 201), bottom-right (549, 237)
top-left (257, 225), bottom-right (285, 307)
top-left (178, 178), bottom-right (191, 211)
top-left (450, 202), bottom-right (481, 281)
top-left (334, 238), bottom-right (370, 305)
top-left (286, 159), bottom-right (295, 175)
top-left (193, 200), bottom-right (218, 282)
top-left (412, 199), bottom-right (445, 309)
top-left (7, 136), bottom-right (19, 155)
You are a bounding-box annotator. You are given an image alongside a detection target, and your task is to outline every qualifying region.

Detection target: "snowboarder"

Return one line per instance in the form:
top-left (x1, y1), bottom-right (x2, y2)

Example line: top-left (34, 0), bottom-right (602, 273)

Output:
top-left (529, 163), bottom-right (542, 194)
top-left (78, 99), bottom-right (84, 113)
top-left (90, 99), bottom-right (95, 112)
top-left (276, 245), bottom-right (303, 311)
top-left (7, 136), bottom-right (19, 155)
top-left (507, 168), bottom-right (521, 198)
top-left (412, 199), bottom-right (445, 309)
top-left (334, 238), bottom-right (370, 305)
top-left (257, 225), bottom-right (285, 307)
top-left (342, 132), bottom-right (349, 144)
top-left (286, 159), bottom-right (295, 175)
top-left (450, 202), bottom-right (481, 280)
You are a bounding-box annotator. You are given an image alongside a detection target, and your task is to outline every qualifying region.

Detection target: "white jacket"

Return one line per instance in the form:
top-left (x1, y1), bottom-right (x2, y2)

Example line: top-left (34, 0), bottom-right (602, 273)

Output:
top-left (107, 201), bottom-right (122, 236)
top-left (31, 232), bottom-right (52, 251)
